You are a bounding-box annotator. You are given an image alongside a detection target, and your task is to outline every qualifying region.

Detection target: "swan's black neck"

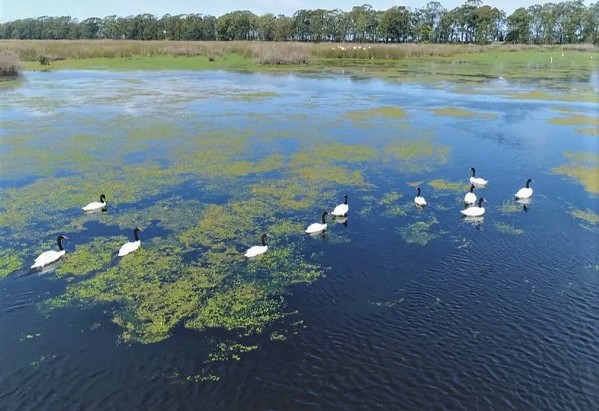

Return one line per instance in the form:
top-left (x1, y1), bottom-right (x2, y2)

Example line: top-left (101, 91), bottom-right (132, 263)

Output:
top-left (469, 185), bottom-right (475, 193)
top-left (526, 179), bottom-right (532, 188)
top-left (133, 229), bottom-right (140, 242)
top-left (478, 198), bottom-right (484, 207)
top-left (471, 168), bottom-right (476, 176)
top-left (344, 195), bottom-right (348, 205)
top-left (416, 188), bottom-right (421, 196)
top-left (261, 234), bottom-right (267, 246)
top-left (322, 212), bottom-right (328, 224)
top-left (57, 236), bottom-right (65, 251)
top-left (100, 194), bottom-right (106, 203)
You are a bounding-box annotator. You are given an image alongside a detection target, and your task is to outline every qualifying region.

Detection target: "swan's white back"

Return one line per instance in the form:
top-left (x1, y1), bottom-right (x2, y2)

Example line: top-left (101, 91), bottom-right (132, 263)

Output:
top-left (331, 204), bottom-right (348, 216)
top-left (414, 196), bottom-right (426, 206)
top-left (464, 192), bottom-right (476, 204)
top-left (515, 187), bottom-right (533, 199)
top-left (470, 176), bottom-right (488, 186)
top-left (31, 250), bottom-right (65, 268)
top-left (305, 222), bottom-right (327, 234)
top-left (460, 206), bottom-right (485, 217)
top-left (82, 201), bottom-right (105, 211)
top-left (118, 240), bottom-right (140, 257)
top-left (244, 245), bottom-right (267, 258)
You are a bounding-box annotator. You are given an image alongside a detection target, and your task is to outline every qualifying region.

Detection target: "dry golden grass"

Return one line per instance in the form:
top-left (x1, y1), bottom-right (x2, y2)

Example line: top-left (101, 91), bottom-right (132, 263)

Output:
top-left (0, 50), bottom-right (22, 76)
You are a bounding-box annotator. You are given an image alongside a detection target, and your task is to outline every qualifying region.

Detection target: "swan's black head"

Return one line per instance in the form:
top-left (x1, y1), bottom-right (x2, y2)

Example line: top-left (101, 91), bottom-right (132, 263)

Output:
top-left (133, 227), bottom-right (141, 241)
top-left (322, 211), bottom-right (329, 223)
top-left (470, 167), bottom-right (476, 176)
top-left (100, 194), bottom-right (106, 202)
top-left (416, 187), bottom-right (421, 196)
top-left (469, 184), bottom-right (475, 193)
top-left (344, 194), bottom-right (348, 204)
top-left (526, 178), bottom-right (533, 188)
top-left (478, 197), bottom-right (485, 207)
top-left (261, 233), bottom-right (268, 246)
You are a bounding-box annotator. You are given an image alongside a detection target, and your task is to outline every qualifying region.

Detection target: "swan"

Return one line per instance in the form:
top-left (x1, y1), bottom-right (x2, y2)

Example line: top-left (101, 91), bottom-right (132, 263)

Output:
top-left (414, 187), bottom-right (426, 207)
top-left (118, 227), bottom-right (141, 257)
top-left (331, 195), bottom-right (349, 217)
top-left (244, 234), bottom-right (268, 258)
top-left (464, 185), bottom-right (476, 204)
top-left (460, 198), bottom-right (486, 217)
top-left (515, 178), bottom-right (533, 199)
top-left (469, 167), bottom-right (488, 186)
top-left (305, 212), bottom-right (328, 234)
top-left (82, 194), bottom-right (107, 212)
top-left (31, 235), bottom-right (68, 268)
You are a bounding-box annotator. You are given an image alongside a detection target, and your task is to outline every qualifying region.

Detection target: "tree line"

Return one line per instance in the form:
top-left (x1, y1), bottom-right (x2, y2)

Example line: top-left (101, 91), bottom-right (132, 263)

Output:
top-left (1, 1), bottom-right (598, 45)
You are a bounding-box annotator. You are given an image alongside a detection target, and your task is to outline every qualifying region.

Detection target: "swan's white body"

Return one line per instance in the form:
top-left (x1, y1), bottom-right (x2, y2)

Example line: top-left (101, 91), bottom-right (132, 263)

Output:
top-left (470, 176), bottom-right (488, 186)
top-left (515, 187), bottom-right (533, 199)
top-left (464, 192), bottom-right (476, 204)
top-left (31, 249), bottom-right (65, 268)
top-left (82, 201), bottom-right (105, 211)
top-left (118, 240), bottom-right (140, 257)
top-left (461, 205), bottom-right (485, 217)
top-left (331, 203), bottom-right (348, 216)
top-left (244, 245), bottom-right (267, 258)
top-left (305, 222), bottom-right (327, 234)
top-left (414, 196), bottom-right (426, 206)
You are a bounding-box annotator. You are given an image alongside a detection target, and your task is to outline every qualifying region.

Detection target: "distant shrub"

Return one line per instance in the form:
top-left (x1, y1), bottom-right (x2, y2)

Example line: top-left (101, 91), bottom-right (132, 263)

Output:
top-left (0, 50), bottom-right (22, 76)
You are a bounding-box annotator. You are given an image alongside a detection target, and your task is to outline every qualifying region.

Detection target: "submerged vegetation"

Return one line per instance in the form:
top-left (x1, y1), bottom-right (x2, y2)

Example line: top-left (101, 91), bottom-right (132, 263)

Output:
top-left (553, 151), bottom-right (599, 194)
top-left (569, 209), bottom-right (599, 225)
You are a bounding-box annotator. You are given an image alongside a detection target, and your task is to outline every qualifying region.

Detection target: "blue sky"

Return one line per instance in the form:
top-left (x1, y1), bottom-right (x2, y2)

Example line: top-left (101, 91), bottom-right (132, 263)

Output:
top-left (0, 0), bottom-right (554, 22)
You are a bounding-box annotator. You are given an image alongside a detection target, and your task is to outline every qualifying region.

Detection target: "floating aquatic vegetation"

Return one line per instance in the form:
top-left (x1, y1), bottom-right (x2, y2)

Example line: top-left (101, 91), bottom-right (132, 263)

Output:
top-left (500, 200), bottom-right (522, 213)
top-left (379, 191), bottom-right (402, 206)
top-left (397, 217), bottom-right (441, 246)
top-left (291, 142), bottom-right (378, 164)
top-left (207, 341), bottom-right (259, 362)
top-left (56, 236), bottom-right (126, 278)
top-left (345, 106), bottom-right (407, 121)
top-left (494, 222), bottom-right (524, 236)
top-left (553, 151), bottom-right (599, 194)
top-left (232, 91), bottom-right (279, 101)
top-left (407, 181), bottom-right (423, 187)
top-left (569, 209), bottom-right (599, 225)
top-left (575, 128), bottom-right (599, 136)
top-left (431, 107), bottom-right (497, 119)
top-left (0, 248), bottom-right (24, 279)
top-left (427, 179), bottom-right (467, 192)
top-left (384, 140), bottom-right (451, 173)
top-left (549, 115), bottom-right (599, 127)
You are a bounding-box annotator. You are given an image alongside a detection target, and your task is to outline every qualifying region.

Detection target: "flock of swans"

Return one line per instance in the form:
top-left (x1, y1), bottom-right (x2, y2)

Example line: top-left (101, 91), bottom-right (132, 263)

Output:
top-left (30, 167), bottom-right (534, 268)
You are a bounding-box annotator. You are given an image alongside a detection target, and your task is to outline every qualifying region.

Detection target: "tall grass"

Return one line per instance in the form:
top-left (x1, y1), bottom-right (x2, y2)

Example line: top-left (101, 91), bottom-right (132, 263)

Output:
top-left (1, 40), bottom-right (597, 65)
top-left (0, 50), bottom-right (22, 76)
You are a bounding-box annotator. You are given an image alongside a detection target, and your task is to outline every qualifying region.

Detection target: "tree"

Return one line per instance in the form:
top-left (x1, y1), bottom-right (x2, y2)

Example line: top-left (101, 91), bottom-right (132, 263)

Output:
top-left (506, 7), bottom-right (532, 43)
top-left (379, 6), bottom-right (410, 42)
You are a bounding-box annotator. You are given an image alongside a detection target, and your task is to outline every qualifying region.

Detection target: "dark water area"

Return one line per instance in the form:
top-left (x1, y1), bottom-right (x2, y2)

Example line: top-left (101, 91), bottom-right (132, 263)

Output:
top-left (1, 70), bottom-right (598, 410)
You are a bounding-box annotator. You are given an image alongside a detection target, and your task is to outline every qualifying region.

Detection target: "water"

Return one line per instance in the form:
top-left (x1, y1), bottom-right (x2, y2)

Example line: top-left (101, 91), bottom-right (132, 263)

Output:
top-left (1, 70), bottom-right (598, 410)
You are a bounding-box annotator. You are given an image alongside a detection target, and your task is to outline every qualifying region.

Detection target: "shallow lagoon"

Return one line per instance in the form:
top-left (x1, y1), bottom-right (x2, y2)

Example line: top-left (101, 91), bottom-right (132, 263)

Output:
top-left (1, 69), bottom-right (598, 409)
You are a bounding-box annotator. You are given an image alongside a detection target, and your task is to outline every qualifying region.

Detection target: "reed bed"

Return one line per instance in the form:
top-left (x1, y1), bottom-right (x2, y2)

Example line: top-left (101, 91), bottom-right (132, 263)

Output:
top-left (0, 50), bottom-right (22, 76)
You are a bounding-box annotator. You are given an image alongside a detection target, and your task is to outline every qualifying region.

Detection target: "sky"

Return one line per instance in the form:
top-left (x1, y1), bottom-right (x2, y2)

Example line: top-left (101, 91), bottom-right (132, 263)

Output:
top-left (0, 0), bottom-right (565, 22)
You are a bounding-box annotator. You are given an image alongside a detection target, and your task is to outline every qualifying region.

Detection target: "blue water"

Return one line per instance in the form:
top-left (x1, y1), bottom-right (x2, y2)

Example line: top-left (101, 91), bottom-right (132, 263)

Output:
top-left (0, 70), bottom-right (598, 410)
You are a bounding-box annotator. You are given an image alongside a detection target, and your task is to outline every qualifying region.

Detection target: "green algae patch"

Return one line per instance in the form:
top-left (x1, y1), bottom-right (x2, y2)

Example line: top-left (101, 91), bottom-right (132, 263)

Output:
top-left (0, 249), bottom-right (24, 279)
top-left (431, 107), bottom-right (497, 119)
top-left (494, 222), bottom-right (524, 236)
top-left (379, 191), bottom-right (402, 206)
top-left (500, 200), bottom-right (522, 214)
top-left (428, 179), bottom-right (467, 193)
top-left (233, 91), bottom-right (279, 101)
top-left (553, 151), bottom-right (599, 194)
top-left (384, 141), bottom-right (450, 173)
top-left (56, 237), bottom-right (126, 278)
top-left (397, 217), bottom-right (441, 246)
top-left (291, 142), bottom-right (379, 165)
top-left (346, 106), bottom-right (407, 121)
top-left (570, 209), bottom-right (599, 225)
top-left (575, 128), bottom-right (599, 136)
top-left (549, 115), bottom-right (599, 127)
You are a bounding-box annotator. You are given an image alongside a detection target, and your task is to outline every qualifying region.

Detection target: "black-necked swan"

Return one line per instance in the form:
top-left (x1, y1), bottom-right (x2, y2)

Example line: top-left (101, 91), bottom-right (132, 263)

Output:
top-left (82, 194), bottom-right (107, 212)
top-left (331, 195), bottom-right (349, 217)
top-left (118, 227), bottom-right (141, 257)
top-left (464, 184), bottom-right (476, 204)
top-left (31, 235), bottom-right (68, 268)
top-left (414, 187), bottom-right (426, 207)
top-left (515, 179), bottom-right (533, 199)
top-left (244, 234), bottom-right (268, 257)
top-left (460, 198), bottom-right (486, 217)
top-left (305, 212), bottom-right (328, 234)
top-left (469, 167), bottom-right (488, 186)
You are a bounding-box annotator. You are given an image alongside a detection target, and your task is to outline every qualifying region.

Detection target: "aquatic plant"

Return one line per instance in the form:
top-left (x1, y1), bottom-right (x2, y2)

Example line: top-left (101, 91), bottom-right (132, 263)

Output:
top-left (427, 179), bottom-right (467, 192)
top-left (569, 209), bottom-right (599, 225)
top-left (494, 222), bottom-right (524, 236)
top-left (0, 249), bottom-right (24, 279)
top-left (553, 151), bottom-right (599, 194)
top-left (431, 107), bottom-right (497, 119)
top-left (500, 200), bottom-right (522, 213)
top-left (56, 237), bottom-right (126, 278)
top-left (346, 106), bottom-right (407, 121)
top-left (397, 217), bottom-right (441, 246)
top-left (549, 114), bottom-right (599, 127)
top-left (385, 141), bottom-right (451, 173)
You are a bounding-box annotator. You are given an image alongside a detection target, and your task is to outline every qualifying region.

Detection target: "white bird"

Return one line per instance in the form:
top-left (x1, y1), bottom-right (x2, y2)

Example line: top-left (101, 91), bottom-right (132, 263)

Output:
top-left (331, 194), bottom-right (349, 217)
top-left (31, 235), bottom-right (68, 268)
top-left (118, 227), bottom-right (141, 257)
top-left (82, 194), bottom-right (107, 212)
top-left (464, 184), bottom-right (477, 204)
top-left (244, 234), bottom-right (268, 258)
top-left (469, 167), bottom-right (488, 186)
top-left (460, 198), bottom-right (486, 217)
top-left (414, 187), bottom-right (426, 207)
top-left (305, 212), bottom-right (328, 234)
top-left (515, 178), bottom-right (534, 199)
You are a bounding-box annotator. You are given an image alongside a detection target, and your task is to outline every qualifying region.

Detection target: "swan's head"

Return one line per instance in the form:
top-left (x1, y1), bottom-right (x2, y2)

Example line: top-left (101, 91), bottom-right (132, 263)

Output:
top-left (469, 184), bottom-right (475, 192)
top-left (261, 233), bottom-right (268, 245)
top-left (526, 178), bottom-right (533, 187)
top-left (344, 194), bottom-right (348, 204)
top-left (416, 187), bottom-right (421, 196)
top-left (58, 235), bottom-right (68, 241)
top-left (134, 227), bottom-right (141, 233)
top-left (478, 197), bottom-right (486, 207)
top-left (100, 194), bottom-right (106, 203)
top-left (470, 167), bottom-right (475, 174)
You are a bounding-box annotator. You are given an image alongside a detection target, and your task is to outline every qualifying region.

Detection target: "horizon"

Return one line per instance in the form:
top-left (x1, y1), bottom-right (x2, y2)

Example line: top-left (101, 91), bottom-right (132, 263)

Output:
top-left (0, 0), bottom-right (579, 23)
